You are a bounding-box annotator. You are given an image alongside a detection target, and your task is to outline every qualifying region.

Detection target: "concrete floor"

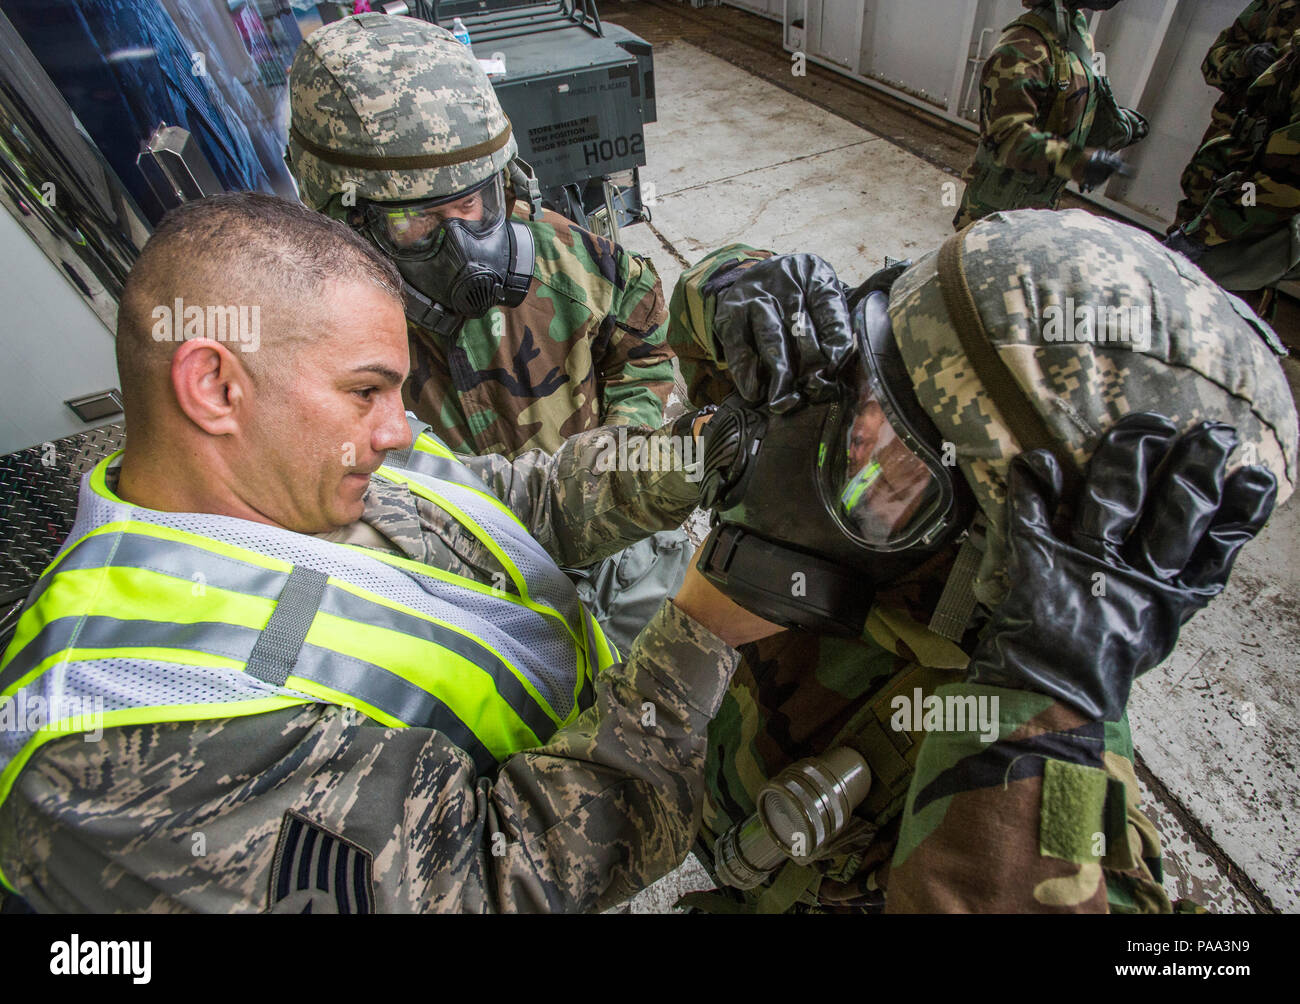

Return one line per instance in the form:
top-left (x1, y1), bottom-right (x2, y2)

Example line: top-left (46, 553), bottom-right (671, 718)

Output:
top-left (608, 4), bottom-right (1299, 914)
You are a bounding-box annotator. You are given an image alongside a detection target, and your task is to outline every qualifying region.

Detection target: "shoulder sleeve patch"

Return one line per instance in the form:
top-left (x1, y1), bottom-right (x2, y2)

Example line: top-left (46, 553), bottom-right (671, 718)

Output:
top-left (268, 812), bottom-right (375, 914)
top-left (1039, 758), bottom-right (1108, 864)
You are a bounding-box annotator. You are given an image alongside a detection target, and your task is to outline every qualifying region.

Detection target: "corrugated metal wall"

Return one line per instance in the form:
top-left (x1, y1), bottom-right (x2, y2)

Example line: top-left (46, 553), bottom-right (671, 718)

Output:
top-left (725, 0), bottom-right (1250, 233)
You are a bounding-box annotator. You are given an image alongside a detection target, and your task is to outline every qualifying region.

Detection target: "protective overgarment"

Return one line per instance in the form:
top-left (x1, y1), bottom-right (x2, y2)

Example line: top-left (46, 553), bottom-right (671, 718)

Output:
top-left (954, 1), bottom-right (1145, 229)
top-left (665, 209), bottom-right (1297, 912)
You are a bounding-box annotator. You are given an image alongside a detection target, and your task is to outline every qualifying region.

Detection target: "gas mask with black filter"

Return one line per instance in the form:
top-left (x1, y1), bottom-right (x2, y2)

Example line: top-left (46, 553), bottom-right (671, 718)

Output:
top-left (696, 270), bottom-right (976, 637)
top-left (361, 172), bottom-right (535, 337)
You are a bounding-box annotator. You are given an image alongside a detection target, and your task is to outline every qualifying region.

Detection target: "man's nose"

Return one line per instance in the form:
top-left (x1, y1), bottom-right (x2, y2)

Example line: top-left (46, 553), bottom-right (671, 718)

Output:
top-left (375, 394), bottom-right (413, 454)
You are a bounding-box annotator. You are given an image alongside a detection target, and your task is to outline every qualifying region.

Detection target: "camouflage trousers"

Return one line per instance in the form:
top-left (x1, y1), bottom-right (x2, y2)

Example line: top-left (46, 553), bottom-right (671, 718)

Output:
top-left (1173, 107), bottom-right (1236, 234)
top-left (1173, 156), bottom-right (1226, 236)
top-left (566, 529), bottom-right (693, 656)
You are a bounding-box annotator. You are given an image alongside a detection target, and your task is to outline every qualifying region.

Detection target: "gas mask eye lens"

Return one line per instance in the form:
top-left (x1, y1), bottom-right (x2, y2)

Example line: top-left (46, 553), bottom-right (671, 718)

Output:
top-left (379, 205), bottom-right (442, 253)
top-left (826, 386), bottom-right (943, 549)
top-left (367, 202), bottom-right (443, 255)
top-left (364, 173), bottom-right (508, 259)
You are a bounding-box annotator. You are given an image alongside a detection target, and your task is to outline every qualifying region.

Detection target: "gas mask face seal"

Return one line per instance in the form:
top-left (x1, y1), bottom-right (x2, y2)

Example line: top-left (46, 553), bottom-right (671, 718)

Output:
top-left (697, 283), bottom-right (974, 637)
top-left (360, 173), bottom-right (535, 334)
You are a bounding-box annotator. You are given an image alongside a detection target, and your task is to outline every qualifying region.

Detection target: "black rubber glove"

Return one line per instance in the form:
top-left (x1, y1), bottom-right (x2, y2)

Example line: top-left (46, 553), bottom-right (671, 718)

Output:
top-left (1163, 228), bottom-right (1207, 263)
top-left (695, 394), bottom-right (760, 512)
top-left (1245, 42), bottom-right (1280, 79)
top-left (966, 414), bottom-right (1277, 722)
top-left (1079, 150), bottom-right (1131, 192)
top-left (711, 254), bottom-right (855, 414)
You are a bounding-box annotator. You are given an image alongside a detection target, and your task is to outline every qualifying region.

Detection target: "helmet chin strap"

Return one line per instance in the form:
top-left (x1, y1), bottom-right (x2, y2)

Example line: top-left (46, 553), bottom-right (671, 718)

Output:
top-left (401, 280), bottom-right (466, 338)
top-left (507, 158), bottom-right (543, 220)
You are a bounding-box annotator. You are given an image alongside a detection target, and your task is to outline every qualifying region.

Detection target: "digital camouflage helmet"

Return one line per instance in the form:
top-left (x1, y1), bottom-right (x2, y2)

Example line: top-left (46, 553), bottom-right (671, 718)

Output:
top-left (698, 210), bottom-right (1298, 631)
top-left (288, 12), bottom-right (517, 208)
top-left (894, 209), bottom-right (1296, 607)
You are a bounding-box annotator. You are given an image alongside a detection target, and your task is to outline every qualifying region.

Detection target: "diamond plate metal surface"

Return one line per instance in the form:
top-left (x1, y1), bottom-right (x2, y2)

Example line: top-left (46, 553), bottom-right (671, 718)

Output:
top-left (0, 423), bottom-right (125, 604)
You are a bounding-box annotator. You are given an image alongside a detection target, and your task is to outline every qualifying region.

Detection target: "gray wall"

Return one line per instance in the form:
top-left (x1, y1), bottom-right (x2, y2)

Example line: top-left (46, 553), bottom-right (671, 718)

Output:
top-left (728, 0), bottom-right (1248, 231)
top-left (0, 206), bottom-right (120, 455)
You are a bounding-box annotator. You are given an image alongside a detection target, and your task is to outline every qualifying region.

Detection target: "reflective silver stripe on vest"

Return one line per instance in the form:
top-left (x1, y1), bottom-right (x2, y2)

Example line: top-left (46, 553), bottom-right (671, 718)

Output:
top-left (403, 448), bottom-right (493, 494)
top-left (383, 428), bottom-right (605, 695)
top-left (0, 653), bottom-right (497, 786)
top-left (61, 466), bottom-right (588, 720)
top-left (390, 465), bottom-right (591, 651)
top-left (391, 417), bottom-right (492, 493)
top-left (2, 533), bottom-right (561, 747)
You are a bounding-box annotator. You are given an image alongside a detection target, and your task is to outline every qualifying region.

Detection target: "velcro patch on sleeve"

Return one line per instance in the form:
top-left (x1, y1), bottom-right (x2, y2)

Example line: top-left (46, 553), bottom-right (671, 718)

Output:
top-left (1039, 758), bottom-right (1109, 864)
top-left (268, 812), bottom-right (375, 914)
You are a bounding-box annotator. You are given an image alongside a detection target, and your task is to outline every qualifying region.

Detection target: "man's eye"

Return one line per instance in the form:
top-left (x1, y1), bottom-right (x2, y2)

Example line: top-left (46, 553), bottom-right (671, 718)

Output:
top-left (354, 387), bottom-right (377, 401)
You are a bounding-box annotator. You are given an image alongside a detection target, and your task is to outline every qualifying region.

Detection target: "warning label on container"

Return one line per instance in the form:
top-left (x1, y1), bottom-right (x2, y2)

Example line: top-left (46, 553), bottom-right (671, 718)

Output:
top-left (527, 116), bottom-right (601, 154)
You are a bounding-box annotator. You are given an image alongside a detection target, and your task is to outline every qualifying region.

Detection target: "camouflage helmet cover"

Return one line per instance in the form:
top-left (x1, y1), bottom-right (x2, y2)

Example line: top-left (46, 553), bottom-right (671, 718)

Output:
top-left (889, 209), bottom-right (1298, 604)
top-left (288, 13), bottom-right (518, 211)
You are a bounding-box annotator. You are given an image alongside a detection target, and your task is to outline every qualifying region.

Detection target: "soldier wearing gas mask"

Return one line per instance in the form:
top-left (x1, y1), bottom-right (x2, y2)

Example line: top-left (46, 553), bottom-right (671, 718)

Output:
top-left (667, 209), bottom-right (1297, 911)
top-left (286, 13), bottom-right (688, 653)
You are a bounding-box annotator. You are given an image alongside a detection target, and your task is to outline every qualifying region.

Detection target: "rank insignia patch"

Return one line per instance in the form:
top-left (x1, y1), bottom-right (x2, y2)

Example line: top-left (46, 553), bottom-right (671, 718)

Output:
top-left (268, 812), bottom-right (375, 914)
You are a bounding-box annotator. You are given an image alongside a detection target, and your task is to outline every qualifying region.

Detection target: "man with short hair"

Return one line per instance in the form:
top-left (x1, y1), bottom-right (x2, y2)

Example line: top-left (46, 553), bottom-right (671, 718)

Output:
top-left (0, 191), bottom-right (777, 913)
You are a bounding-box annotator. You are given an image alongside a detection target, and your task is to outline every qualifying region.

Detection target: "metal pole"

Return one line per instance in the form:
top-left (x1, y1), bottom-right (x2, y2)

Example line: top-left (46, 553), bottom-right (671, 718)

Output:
top-left (947, 0), bottom-right (980, 119)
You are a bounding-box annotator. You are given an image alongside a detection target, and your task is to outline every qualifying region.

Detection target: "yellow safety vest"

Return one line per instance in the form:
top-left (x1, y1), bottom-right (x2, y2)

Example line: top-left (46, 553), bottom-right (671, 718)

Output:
top-left (0, 434), bottom-right (617, 892)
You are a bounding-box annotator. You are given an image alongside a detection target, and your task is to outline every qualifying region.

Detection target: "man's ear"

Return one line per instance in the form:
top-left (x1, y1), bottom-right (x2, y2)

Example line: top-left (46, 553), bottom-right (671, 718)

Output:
top-left (171, 338), bottom-right (250, 437)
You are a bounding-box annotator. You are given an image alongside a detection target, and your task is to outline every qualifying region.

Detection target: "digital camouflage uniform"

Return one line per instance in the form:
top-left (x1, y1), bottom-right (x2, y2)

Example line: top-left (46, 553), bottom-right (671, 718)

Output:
top-left (1173, 1), bottom-right (1300, 240)
top-left (0, 425), bottom-right (741, 913)
top-left (955, 2), bottom-right (1144, 230)
top-left (667, 210), bottom-right (1297, 912)
top-left (287, 13), bottom-right (683, 653)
